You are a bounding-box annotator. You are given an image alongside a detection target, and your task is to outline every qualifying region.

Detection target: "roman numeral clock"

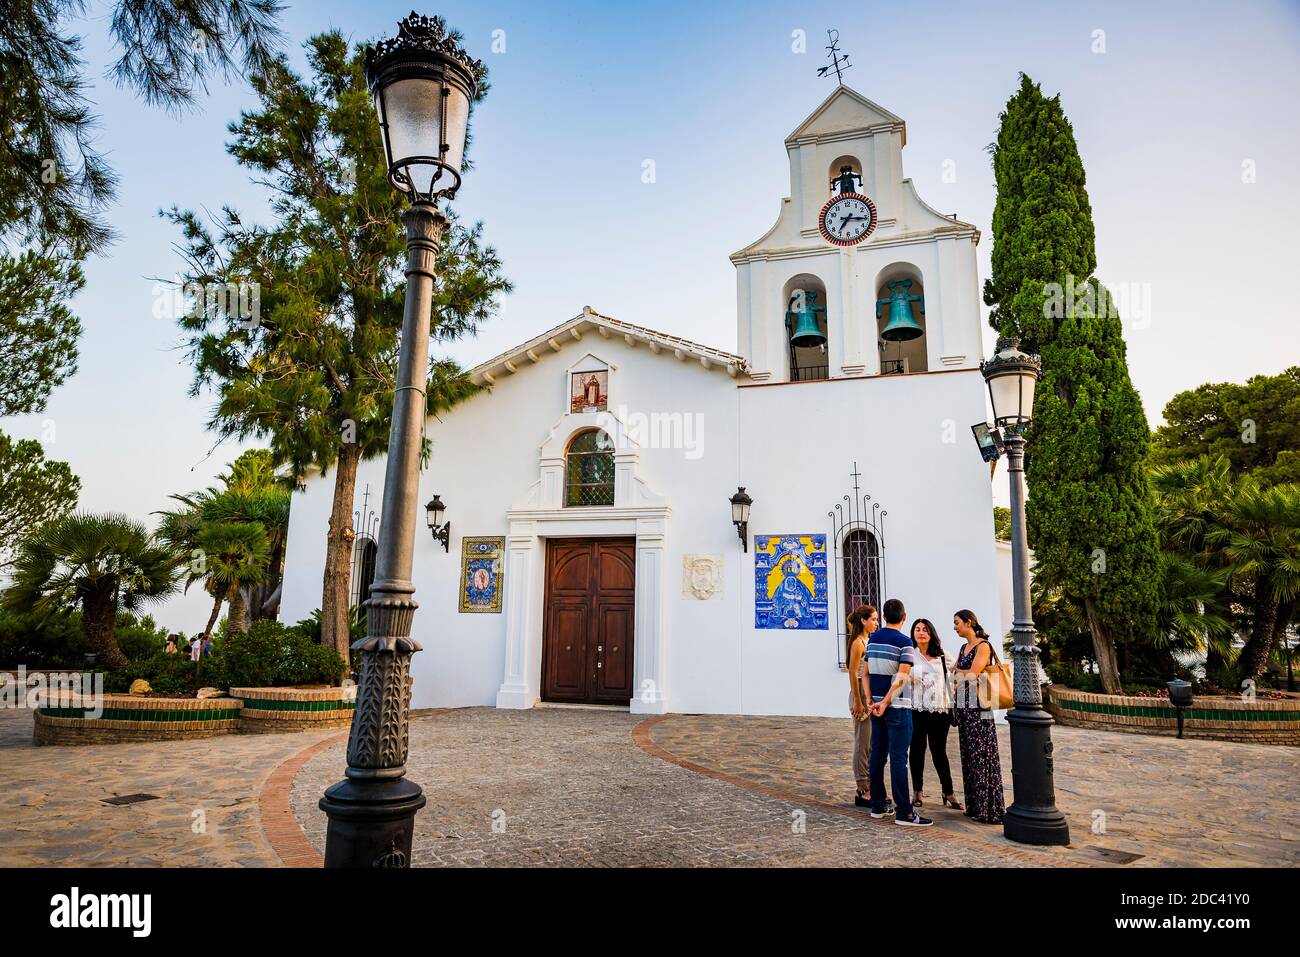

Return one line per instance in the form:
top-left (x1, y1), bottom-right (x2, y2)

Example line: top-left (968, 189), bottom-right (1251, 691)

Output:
top-left (819, 166), bottom-right (878, 246)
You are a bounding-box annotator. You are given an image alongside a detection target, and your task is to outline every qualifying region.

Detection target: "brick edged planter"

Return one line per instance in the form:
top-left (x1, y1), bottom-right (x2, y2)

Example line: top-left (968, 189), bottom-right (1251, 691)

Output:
top-left (229, 686), bottom-right (356, 734)
top-left (1046, 686), bottom-right (1300, 746)
top-left (34, 695), bottom-right (243, 746)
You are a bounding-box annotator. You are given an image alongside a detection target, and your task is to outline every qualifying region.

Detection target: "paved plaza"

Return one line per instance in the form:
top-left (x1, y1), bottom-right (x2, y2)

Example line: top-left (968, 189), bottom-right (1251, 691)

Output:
top-left (0, 705), bottom-right (1296, 867)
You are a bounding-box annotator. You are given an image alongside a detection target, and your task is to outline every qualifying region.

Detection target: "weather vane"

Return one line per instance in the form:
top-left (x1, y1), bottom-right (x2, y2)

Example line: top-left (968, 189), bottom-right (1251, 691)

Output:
top-left (817, 29), bottom-right (852, 83)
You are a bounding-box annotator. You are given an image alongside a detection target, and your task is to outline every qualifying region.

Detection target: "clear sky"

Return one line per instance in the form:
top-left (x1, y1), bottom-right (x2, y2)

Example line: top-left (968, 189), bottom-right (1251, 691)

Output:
top-left (4, 0), bottom-right (1298, 630)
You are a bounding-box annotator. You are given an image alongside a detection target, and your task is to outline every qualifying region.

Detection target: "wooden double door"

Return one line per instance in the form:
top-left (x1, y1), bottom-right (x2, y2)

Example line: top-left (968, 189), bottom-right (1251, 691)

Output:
top-left (542, 538), bottom-right (636, 705)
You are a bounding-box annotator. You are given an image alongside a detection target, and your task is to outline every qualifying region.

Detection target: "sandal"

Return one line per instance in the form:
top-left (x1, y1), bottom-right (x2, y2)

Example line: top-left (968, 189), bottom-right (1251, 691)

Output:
top-left (913, 794), bottom-right (924, 808)
top-left (942, 794), bottom-right (964, 811)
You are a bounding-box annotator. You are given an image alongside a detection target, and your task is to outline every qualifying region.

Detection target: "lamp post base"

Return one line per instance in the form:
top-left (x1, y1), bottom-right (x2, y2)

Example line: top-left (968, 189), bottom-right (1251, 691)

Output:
top-left (1003, 705), bottom-right (1070, 846)
top-left (319, 776), bottom-right (427, 868)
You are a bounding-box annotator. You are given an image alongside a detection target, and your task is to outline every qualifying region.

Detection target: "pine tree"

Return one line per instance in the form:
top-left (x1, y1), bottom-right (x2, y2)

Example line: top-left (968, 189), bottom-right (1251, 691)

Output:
top-left (165, 31), bottom-right (509, 666)
top-left (984, 74), bottom-right (1161, 693)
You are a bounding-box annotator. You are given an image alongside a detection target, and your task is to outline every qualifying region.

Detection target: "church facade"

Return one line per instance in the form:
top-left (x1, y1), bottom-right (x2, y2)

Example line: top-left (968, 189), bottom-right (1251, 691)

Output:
top-left (279, 86), bottom-right (1003, 717)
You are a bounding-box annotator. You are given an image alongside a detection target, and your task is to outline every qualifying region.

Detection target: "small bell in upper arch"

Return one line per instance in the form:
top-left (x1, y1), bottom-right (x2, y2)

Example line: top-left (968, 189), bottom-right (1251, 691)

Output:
top-left (831, 165), bottom-right (862, 196)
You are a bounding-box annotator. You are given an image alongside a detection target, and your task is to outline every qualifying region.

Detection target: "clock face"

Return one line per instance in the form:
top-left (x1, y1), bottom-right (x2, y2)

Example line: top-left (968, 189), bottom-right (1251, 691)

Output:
top-left (819, 193), bottom-right (878, 246)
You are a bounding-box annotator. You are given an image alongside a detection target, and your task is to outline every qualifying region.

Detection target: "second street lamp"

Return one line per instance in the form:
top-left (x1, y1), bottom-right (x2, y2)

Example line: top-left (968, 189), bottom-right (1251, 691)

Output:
top-left (319, 11), bottom-right (482, 869)
top-left (981, 337), bottom-right (1070, 847)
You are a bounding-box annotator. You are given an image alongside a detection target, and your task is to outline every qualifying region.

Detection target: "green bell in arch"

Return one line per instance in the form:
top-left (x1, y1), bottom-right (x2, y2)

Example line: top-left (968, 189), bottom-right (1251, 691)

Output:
top-left (876, 279), bottom-right (925, 342)
top-left (786, 290), bottom-right (827, 348)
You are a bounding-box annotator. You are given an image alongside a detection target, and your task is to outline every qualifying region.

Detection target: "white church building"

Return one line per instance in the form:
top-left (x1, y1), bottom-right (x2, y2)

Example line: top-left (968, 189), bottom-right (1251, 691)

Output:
top-left (279, 86), bottom-right (1004, 717)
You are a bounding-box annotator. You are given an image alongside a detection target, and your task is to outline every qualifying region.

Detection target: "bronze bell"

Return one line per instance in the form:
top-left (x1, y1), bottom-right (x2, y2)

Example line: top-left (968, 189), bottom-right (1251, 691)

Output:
top-left (877, 279), bottom-right (924, 342)
top-left (786, 290), bottom-right (827, 348)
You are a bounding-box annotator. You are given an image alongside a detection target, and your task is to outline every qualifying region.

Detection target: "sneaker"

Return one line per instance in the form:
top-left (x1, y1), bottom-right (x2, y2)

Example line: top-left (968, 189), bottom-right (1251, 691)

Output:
top-left (894, 812), bottom-right (934, 827)
top-left (868, 800), bottom-right (896, 819)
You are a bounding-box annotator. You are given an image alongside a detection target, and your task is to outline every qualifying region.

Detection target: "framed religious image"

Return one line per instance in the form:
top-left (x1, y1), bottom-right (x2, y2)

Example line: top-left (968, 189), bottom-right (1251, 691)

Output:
top-left (570, 369), bottom-right (608, 413)
top-left (458, 537), bottom-right (505, 613)
top-left (753, 534), bottom-right (829, 630)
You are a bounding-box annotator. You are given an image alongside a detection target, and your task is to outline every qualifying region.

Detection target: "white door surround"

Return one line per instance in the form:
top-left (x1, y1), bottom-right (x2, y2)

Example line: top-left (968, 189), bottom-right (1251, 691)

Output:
top-left (495, 418), bottom-right (671, 714)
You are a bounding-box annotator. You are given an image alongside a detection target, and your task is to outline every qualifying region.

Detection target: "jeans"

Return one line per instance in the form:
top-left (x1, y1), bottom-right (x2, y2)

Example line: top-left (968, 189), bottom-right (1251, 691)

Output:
top-left (869, 706), bottom-right (913, 820)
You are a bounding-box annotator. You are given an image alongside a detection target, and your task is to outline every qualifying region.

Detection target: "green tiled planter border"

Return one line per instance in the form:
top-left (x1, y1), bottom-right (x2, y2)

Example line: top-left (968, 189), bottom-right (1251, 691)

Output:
top-left (229, 696), bottom-right (354, 713)
top-left (1046, 686), bottom-right (1300, 746)
top-left (1057, 697), bottom-right (1300, 723)
top-left (41, 705), bottom-right (240, 722)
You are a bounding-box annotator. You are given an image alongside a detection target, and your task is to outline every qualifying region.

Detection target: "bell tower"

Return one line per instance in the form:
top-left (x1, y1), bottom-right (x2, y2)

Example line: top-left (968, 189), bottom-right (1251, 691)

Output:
top-left (730, 86), bottom-right (984, 383)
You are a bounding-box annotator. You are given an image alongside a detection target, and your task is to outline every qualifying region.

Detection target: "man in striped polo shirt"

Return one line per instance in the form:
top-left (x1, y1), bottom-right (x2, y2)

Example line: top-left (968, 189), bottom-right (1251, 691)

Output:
top-left (861, 598), bottom-right (933, 827)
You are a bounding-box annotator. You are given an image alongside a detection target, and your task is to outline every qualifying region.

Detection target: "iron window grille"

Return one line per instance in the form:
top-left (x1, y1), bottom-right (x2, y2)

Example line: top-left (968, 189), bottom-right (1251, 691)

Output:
top-left (565, 429), bottom-right (615, 507)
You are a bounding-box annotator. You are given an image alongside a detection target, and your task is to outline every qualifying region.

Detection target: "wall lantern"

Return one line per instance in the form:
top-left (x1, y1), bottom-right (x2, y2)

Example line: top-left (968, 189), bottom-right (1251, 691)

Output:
top-left (425, 494), bottom-right (450, 552)
top-left (970, 422), bottom-right (1003, 464)
top-left (981, 336), bottom-right (1041, 428)
top-left (730, 487), bottom-right (753, 552)
top-left (367, 12), bottom-right (480, 203)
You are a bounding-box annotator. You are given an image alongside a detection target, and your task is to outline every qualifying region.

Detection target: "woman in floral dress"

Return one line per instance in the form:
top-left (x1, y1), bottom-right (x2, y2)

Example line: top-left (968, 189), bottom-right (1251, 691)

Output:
top-left (951, 609), bottom-right (1005, 824)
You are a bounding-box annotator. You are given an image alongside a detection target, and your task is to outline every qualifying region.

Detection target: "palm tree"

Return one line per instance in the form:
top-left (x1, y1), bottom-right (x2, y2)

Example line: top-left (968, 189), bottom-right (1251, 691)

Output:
top-left (1152, 456), bottom-right (1300, 684)
top-left (3, 513), bottom-right (179, 669)
top-left (187, 521), bottom-right (271, 644)
top-left (1212, 483), bottom-right (1300, 681)
top-left (156, 449), bottom-right (290, 623)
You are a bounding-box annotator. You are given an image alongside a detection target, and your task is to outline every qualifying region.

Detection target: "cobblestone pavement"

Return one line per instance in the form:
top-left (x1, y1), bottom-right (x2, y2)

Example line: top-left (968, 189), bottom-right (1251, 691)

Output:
top-left (644, 714), bottom-right (1300, 868)
top-left (0, 707), bottom-right (337, 867)
top-left (5, 703), bottom-right (1295, 868)
top-left (289, 707), bottom-right (1024, 867)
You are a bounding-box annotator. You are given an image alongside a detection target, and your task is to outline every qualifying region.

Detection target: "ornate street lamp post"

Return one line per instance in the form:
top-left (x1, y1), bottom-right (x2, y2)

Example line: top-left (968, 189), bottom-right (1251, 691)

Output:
top-left (981, 338), bottom-right (1070, 847)
top-left (319, 12), bottom-right (481, 868)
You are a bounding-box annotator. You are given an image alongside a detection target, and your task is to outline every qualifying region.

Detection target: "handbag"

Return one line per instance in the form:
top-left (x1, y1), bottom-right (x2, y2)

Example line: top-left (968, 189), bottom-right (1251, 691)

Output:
top-left (980, 640), bottom-right (1015, 710)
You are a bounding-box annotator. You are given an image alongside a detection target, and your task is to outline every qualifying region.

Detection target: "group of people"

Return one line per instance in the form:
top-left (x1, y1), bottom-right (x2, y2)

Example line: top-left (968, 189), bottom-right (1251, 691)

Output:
top-left (163, 634), bottom-right (210, 661)
top-left (847, 598), bottom-right (1004, 828)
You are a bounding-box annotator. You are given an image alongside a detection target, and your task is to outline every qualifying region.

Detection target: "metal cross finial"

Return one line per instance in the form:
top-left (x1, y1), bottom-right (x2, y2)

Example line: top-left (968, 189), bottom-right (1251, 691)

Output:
top-left (816, 29), bottom-right (852, 83)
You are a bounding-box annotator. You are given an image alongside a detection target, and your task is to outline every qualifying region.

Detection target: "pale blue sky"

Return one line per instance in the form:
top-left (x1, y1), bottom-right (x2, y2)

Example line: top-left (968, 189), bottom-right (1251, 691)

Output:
top-left (4, 0), bottom-right (1298, 629)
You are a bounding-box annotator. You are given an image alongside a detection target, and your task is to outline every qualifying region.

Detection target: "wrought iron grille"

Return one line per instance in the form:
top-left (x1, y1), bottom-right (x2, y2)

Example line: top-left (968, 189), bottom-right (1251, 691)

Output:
top-left (565, 429), bottom-right (615, 507)
top-left (350, 484), bottom-right (381, 608)
top-left (829, 462), bottom-right (888, 668)
top-left (791, 363), bottom-right (829, 382)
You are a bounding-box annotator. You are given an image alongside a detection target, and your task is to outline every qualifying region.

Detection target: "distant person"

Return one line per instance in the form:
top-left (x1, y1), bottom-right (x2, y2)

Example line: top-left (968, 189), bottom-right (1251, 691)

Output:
top-left (189, 639), bottom-right (202, 662)
top-left (863, 598), bottom-right (932, 827)
top-left (846, 604), bottom-right (883, 810)
top-left (164, 634), bottom-right (178, 655)
top-left (203, 636), bottom-right (212, 658)
top-left (952, 609), bottom-right (1005, 824)
top-left (908, 618), bottom-right (961, 811)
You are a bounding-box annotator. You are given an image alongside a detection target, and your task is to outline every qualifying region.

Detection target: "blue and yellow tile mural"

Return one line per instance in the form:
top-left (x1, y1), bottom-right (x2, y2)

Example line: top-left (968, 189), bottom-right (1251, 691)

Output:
top-left (754, 534), bottom-right (828, 630)
top-left (458, 536), bottom-right (505, 613)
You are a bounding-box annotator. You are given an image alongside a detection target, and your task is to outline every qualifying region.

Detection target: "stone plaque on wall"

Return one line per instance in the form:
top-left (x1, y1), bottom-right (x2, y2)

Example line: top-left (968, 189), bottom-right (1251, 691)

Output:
top-left (681, 554), bottom-right (723, 600)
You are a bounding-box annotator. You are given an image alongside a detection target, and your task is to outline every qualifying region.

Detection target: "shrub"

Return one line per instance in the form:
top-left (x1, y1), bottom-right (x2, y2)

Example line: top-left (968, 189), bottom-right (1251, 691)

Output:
top-left (0, 607), bottom-right (86, 667)
top-left (101, 654), bottom-right (205, 696)
top-left (222, 619), bottom-right (345, 688)
top-left (116, 612), bottom-right (169, 661)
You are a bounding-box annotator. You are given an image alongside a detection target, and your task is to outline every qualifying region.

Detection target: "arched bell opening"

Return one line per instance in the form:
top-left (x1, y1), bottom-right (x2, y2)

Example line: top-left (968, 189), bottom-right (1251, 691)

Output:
top-left (783, 274), bottom-right (829, 382)
top-left (874, 262), bottom-right (928, 374)
top-left (832, 154), bottom-right (863, 197)
top-left (827, 155), bottom-right (864, 196)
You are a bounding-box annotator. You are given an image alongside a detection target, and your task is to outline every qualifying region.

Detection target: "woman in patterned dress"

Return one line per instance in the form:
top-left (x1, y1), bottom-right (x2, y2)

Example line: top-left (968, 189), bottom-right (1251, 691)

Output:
top-left (951, 609), bottom-right (1005, 824)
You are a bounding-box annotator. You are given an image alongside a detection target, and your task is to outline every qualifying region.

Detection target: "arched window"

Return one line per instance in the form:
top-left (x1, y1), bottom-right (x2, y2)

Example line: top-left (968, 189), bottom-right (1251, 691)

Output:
top-left (351, 537), bottom-right (378, 607)
top-left (565, 429), bottom-right (615, 507)
top-left (784, 274), bottom-right (829, 382)
top-left (842, 529), bottom-right (881, 618)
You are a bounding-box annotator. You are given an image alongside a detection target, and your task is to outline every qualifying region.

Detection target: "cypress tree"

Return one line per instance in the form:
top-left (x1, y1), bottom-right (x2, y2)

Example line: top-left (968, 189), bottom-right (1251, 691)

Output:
top-left (984, 74), bottom-right (1160, 694)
